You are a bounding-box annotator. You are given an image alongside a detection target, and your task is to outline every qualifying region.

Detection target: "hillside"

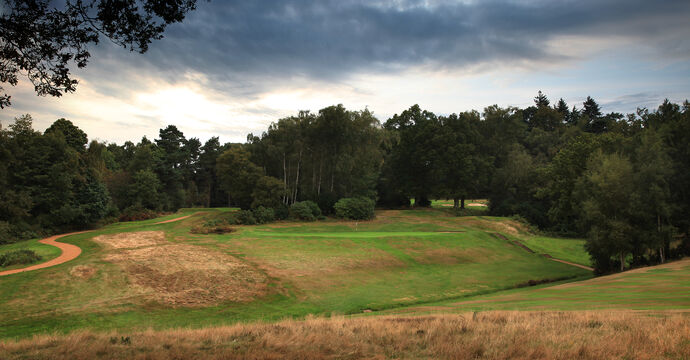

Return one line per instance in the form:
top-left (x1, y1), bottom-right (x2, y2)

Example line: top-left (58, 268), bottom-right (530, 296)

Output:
top-left (0, 209), bottom-right (590, 338)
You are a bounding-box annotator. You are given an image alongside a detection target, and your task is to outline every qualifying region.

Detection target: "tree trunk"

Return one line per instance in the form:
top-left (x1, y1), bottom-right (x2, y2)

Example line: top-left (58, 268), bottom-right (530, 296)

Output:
top-left (330, 171), bottom-right (335, 193)
top-left (658, 214), bottom-right (664, 263)
top-left (311, 153), bottom-right (316, 193)
top-left (317, 158), bottom-right (323, 195)
top-left (461, 197), bottom-right (465, 209)
top-left (293, 149), bottom-right (302, 204)
top-left (619, 253), bottom-right (625, 272)
top-left (282, 152), bottom-right (288, 204)
top-left (453, 198), bottom-right (459, 208)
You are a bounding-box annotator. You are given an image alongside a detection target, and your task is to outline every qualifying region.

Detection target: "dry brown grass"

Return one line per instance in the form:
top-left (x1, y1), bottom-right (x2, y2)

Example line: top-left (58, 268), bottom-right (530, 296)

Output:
top-left (94, 231), bottom-right (268, 306)
top-left (68, 265), bottom-right (96, 280)
top-left (1, 311), bottom-right (687, 359)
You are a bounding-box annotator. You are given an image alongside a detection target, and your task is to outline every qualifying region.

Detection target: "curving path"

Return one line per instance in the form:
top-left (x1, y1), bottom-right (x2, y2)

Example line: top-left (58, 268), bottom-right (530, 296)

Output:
top-left (0, 231), bottom-right (92, 277)
top-left (0, 214), bottom-right (197, 277)
top-left (155, 214), bottom-right (194, 224)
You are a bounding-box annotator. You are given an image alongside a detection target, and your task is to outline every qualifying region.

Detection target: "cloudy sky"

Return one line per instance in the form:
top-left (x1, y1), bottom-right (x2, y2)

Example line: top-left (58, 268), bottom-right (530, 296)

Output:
top-left (3, 0), bottom-right (690, 144)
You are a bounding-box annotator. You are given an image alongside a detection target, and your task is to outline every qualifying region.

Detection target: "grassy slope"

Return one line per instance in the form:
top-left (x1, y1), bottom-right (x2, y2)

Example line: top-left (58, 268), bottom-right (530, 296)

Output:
top-left (518, 236), bottom-right (591, 266)
top-left (383, 257), bottom-right (690, 314)
top-left (0, 209), bottom-right (592, 338)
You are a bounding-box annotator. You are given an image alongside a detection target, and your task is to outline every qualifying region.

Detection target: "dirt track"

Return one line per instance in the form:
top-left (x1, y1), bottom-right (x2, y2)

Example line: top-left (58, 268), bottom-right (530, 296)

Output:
top-left (0, 214), bottom-right (195, 277)
top-left (0, 231), bottom-right (91, 277)
top-left (155, 214), bottom-right (193, 224)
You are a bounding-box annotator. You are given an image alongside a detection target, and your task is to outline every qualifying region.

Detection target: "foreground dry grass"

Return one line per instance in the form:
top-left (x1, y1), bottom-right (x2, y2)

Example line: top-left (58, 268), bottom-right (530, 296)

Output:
top-left (2, 311), bottom-right (688, 359)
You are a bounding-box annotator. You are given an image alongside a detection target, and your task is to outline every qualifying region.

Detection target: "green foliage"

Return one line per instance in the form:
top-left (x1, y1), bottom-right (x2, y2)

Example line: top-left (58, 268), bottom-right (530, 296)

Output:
top-left (578, 152), bottom-right (636, 273)
top-left (237, 210), bottom-right (257, 225)
top-left (274, 204), bottom-right (289, 220)
top-left (129, 169), bottom-right (160, 210)
top-left (0, 249), bottom-right (42, 267)
top-left (290, 201), bottom-right (321, 221)
top-left (216, 146), bottom-right (262, 210)
top-left (0, 221), bottom-right (13, 245)
top-left (44, 118), bottom-right (88, 152)
top-left (316, 192), bottom-right (339, 215)
top-left (251, 176), bottom-right (284, 209)
top-left (252, 207), bottom-right (275, 224)
top-left (118, 205), bottom-right (158, 222)
top-left (334, 197), bottom-right (376, 220)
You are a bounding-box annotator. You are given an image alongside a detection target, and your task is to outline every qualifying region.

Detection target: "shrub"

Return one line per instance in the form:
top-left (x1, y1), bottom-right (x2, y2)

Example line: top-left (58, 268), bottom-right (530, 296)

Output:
top-left (0, 249), bottom-right (42, 267)
top-left (274, 204), bottom-right (289, 220)
top-left (334, 197), bottom-right (376, 220)
top-left (252, 207), bottom-right (275, 224)
top-left (290, 201), bottom-right (321, 221)
top-left (118, 206), bottom-right (157, 222)
top-left (237, 210), bottom-right (257, 225)
top-left (304, 201), bottom-right (321, 217)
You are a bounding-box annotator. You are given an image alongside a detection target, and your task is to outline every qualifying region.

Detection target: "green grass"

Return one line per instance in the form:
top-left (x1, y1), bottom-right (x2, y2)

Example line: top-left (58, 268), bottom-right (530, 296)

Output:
top-left (0, 208), bottom-right (611, 339)
top-left (382, 258), bottom-right (690, 314)
top-left (519, 236), bottom-right (591, 266)
top-left (0, 239), bottom-right (62, 271)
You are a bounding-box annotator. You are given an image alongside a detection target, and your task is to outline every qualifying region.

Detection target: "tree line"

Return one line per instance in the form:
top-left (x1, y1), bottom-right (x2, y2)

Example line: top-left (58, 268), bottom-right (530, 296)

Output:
top-left (1, 93), bottom-right (689, 273)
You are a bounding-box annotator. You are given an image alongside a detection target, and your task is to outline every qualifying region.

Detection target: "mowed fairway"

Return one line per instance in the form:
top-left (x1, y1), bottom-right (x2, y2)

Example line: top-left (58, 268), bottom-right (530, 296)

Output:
top-left (384, 258), bottom-right (690, 315)
top-left (0, 209), bottom-right (592, 338)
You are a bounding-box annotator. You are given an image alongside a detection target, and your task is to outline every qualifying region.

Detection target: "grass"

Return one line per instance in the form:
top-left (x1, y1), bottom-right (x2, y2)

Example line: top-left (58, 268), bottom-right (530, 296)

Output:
top-left (0, 239), bottom-right (61, 271)
top-left (0, 208), bottom-right (595, 339)
top-left (383, 257), bottom-right (690, 314)
top-left (1, 207), bottom-right (689, 358)
top-left (1, 311), bottom-right (688, 359)
top-left (519, 236), bottom-right (591, 266)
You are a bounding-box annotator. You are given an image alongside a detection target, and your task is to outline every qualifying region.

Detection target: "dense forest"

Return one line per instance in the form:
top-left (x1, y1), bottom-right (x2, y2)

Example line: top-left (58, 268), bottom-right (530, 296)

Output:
top-left (1, 93), bottom-right (689, 273)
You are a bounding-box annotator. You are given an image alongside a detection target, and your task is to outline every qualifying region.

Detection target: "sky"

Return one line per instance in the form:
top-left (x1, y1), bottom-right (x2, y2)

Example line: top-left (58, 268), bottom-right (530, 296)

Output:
top-left (2, 0), bottom-right (690, 144)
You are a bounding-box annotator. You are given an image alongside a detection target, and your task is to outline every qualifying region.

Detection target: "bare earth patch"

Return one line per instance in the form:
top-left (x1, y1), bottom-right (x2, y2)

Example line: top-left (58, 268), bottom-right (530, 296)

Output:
top-left (94, 231), bottom-right (267, 307)
top-left (69, 265), bottom-right (96, 280)
top-left (93, 231), bottom-right (164, 249)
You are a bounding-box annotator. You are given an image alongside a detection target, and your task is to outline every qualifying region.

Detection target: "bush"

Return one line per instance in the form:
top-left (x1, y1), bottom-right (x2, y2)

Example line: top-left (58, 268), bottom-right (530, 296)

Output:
top-left (290, 201), bottom-right (321, 221)
top-left (0, 249), bottom-right (42, 267)
top-left (252, 207), bottom-right (275, 224)
top-left (237, 210), bottom-right (257, 225)
top-left (304, 201), bottom-right (321, 217)
top-left (118, 206), bottom-right (157, 222)
top-left (334, 197), bottom-right (376, 220)
top-left (274, 204), bottom-right (289, 220)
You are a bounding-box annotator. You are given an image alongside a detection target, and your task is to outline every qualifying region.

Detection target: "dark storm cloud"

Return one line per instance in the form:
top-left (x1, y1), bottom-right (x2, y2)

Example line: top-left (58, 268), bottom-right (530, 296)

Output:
top-left (88, 0), bottom-right (690, 97)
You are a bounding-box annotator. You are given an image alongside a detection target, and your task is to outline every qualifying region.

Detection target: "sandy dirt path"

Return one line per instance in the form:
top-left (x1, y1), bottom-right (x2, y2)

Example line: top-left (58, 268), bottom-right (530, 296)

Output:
top-left (0, 231), bottom-right (92, 277)
top-left (0, 214), bottom-right (196, 277)
top-left (155, 214), bottom-right (194, 224)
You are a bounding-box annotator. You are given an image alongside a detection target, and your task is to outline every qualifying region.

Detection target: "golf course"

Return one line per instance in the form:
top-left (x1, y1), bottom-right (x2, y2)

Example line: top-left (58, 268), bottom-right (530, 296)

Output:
top-left (1, 208), bottom-right (688, 359)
